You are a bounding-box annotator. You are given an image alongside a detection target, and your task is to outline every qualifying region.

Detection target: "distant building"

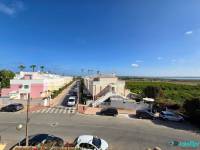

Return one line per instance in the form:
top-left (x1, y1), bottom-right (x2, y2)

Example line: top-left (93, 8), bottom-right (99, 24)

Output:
top-left (84, 74), bottom-right (130, 106)
top-left (1, 72), bottom-right (73, 100)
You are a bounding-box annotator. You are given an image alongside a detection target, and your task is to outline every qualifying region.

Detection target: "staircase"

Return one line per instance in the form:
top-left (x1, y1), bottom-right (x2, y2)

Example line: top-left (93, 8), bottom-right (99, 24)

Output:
top-left (92, 92), bottom-right (127, 107)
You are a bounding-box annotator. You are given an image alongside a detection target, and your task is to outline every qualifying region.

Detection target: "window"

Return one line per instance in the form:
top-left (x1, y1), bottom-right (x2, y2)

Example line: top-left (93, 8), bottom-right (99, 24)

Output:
top-left (24, 85), bottom-right (29, 89)
top-left (92, 137), bottom-right (101, 148)
top-left (79, 143), bottom-right (95, 149)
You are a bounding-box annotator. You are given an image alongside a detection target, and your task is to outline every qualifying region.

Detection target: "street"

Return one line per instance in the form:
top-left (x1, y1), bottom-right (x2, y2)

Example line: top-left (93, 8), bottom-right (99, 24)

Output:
top-left (0, 111), bottom-right (199, 150)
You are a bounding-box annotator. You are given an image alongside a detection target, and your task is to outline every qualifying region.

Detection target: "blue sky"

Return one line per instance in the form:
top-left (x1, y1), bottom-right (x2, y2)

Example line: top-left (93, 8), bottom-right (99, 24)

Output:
top-left (0, 0), bottom-right (200, 76)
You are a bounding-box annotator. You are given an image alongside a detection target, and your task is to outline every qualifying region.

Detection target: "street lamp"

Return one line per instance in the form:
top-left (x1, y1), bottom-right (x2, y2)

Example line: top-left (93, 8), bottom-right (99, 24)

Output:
top-left (25, 94), bottom-right (30, 146)
top-left (16, 124), bottom-right (23, 146)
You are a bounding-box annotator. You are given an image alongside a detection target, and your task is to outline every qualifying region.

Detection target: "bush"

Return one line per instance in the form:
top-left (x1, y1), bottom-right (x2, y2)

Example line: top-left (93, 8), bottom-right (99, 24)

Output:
top-left (183, 98), bottom-right (200, 126)
top-left (143, 86), bottom-right (163, 99)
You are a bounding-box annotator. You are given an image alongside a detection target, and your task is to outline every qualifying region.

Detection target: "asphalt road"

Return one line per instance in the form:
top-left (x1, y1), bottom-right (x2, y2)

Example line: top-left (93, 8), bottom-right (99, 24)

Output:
top-left (0, 112), bottom-right (200, 150)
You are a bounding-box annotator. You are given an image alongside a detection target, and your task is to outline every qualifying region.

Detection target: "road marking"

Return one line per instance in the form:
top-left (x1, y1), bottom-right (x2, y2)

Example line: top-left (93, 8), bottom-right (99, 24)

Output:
top-left (54, 108), bottom-right (59, 113)
top-left (45, 108), bottom-right (51, 113)
top-left (41, 109), bottom-right (46, 113)
top-left (30, 107), bottom-right (76, 114)
top-left (49, 108), bottom-right (55, 113)
top-left (59, 109), bottom-right (63, 114)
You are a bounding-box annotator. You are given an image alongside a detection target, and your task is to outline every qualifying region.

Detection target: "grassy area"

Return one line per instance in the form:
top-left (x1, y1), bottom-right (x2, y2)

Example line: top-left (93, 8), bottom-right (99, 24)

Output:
top-left (126, 81), bottom-right (200, 105)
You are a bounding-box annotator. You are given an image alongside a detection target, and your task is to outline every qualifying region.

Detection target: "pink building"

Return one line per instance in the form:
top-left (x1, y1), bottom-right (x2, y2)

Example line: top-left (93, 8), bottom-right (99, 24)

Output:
top-left (1, 72), bottom-right (73, 100)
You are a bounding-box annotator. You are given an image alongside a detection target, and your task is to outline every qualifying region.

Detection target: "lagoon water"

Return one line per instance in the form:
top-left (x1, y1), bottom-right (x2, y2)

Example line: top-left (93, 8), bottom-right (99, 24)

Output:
top-left (163, 77), bottom-right (200, 80)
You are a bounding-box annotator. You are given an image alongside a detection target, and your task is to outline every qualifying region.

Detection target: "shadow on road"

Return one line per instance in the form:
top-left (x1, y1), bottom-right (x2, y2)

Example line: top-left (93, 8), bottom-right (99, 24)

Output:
top-left (151, 119), bottom-right (200, 135)
top-left (128, 114), bottom-right (200, 136)
top-left (60, 94), bottom-right (70, 106)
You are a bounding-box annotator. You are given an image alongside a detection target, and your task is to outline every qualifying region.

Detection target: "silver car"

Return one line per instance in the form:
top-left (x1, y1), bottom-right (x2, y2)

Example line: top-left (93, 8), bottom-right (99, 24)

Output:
top-left (159, 111), bottom-right (184, 122)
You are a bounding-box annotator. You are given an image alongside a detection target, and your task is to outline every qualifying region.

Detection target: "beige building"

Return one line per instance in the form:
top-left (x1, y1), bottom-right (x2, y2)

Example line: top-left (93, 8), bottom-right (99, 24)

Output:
top-left (84, 74), bottom-right (130, 106)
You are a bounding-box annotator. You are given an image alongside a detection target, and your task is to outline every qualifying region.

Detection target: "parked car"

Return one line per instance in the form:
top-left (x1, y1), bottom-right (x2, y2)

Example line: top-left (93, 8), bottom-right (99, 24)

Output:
top-left (99, 107), bottom-right (118, 116)
top-left (0, 103), bottom-right (24, 112)
top-left (73, 135), bottom-right (108, 150)
top-left (10, 134), bottom-right (64, 149)
top-left (136, 109), bottom-right (155, 119)
top-left (159, 111), bottom-right (184, 122)
top-left (67, 96), bottom-right (76, 106)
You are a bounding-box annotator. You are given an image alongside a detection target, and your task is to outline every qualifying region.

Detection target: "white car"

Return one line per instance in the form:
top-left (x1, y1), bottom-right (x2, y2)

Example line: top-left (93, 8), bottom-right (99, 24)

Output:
top-left (67, 96), bottom-right (76, 106)
top-left (74, 135), bottom-right (108, 150)
top-left (159, 111), bottom-right (184, 122)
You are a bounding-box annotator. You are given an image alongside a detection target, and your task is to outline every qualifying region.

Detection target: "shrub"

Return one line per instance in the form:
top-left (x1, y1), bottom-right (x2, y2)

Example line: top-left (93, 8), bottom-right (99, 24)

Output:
top-left (183, 98), bottom-right (200, 126)
top-left (143, 86), bottom-right (163, 99)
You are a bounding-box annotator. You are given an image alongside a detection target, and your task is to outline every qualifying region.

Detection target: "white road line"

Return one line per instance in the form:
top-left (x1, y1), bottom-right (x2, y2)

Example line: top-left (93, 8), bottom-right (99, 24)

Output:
top-left (49, 108), bottom-right (55, 113)
top-left (54, 108), bottom-right (59, 113)
top-left (45, 108), bottom-right (51, 113)
top-left (67, 109), bottom-right (71, 113)
top-left (41, 109), bottom-right (47, 113)
top-left (59, 109), bottom-right (63, 114)
top-left (63, 109), bottom-right (67, 114)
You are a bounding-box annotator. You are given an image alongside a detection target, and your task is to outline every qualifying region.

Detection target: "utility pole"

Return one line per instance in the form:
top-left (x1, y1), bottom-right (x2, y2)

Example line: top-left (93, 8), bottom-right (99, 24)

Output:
top-left (77, 81), bottom-right (80, 111)
top-left (25, 93), bottom-right (30, 146)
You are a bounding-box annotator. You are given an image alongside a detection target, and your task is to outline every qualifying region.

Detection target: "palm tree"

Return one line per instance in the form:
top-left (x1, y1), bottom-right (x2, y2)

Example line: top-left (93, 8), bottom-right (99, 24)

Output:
top-left (30, 65), bottom-right (36, 72)
top-left (40, 66), bottom-right (45, 72)
top-left (18, 65), bottom-right (25, 72)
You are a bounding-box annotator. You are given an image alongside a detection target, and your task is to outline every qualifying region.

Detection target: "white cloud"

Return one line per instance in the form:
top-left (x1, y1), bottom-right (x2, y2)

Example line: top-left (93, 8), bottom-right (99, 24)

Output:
top-left (185, 30), bottom-right (193, 35)
top-left (136, 60), bottom-right (144, 63)
top-left (157, 57), bottom-right (163, 60)
top-left (131, 64), bottom-right (139, 68)
top-left (0, 1), bottom-right (24, 16)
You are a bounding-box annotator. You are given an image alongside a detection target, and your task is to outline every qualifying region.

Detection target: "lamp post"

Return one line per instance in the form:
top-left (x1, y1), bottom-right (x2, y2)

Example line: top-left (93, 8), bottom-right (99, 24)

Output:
top-left (25, 93), bottom-right (30, 146)
top-left (76, 81), bottom-right (80, 111)
top-left (16, 124), bottom-right (23, 146)
top-left (48, 90), bottom-right (51, 107)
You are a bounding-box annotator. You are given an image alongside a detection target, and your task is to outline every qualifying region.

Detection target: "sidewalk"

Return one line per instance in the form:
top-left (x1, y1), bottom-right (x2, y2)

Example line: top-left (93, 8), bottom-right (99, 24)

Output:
top-left (29, 81), bottom-right (76, 112)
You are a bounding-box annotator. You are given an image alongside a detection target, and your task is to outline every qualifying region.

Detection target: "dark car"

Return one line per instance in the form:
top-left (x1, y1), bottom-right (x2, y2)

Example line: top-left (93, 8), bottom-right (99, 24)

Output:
top-left (136, 109), bottom-right (155, 119)
top-left (0, 103), bottom-right (24, 112)
top-left (99, 107), bottom-right (118, 116)
top-left (10, 134), bottom-right (64, 149)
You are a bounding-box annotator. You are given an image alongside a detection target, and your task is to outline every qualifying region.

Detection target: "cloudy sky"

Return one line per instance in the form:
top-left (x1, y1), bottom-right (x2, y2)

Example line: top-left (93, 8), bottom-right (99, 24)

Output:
top-left (0, 0), bottom-right (200, 76)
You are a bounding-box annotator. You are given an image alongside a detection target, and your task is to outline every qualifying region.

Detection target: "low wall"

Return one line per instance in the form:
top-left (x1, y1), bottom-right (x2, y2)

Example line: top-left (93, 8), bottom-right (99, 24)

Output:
top-left (78, 104), bottom-right (135, 115)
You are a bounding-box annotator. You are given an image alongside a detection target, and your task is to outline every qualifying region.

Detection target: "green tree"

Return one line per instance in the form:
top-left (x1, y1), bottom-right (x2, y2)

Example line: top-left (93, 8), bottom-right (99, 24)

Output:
top-left (143, 86), bottom-right (163, 99)
top-left (18, 65), bottom-right (25, 71)
top-left (30, 65), bottom-right (36, 72)
top-left (40, 66), bottom-right (45, 72)
top-left (0, 70), bottom-right (15, 88)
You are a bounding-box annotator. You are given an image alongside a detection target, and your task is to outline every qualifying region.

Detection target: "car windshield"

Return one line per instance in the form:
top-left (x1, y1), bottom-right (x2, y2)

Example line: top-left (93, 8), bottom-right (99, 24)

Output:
top-left (29, 134), bottom-right (49, 143)
top-left (68, 99), bottom-right (74, 102)
top-left (92, 137), bottom-right (101, 148)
